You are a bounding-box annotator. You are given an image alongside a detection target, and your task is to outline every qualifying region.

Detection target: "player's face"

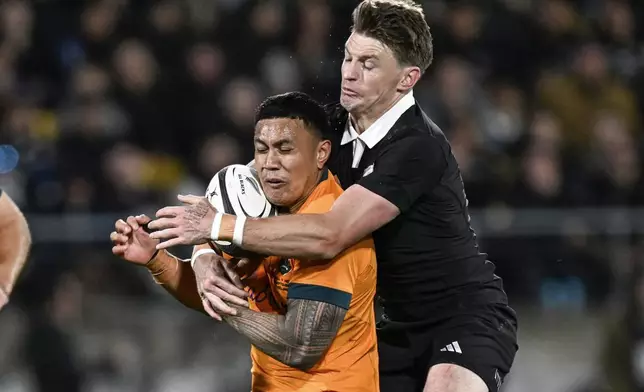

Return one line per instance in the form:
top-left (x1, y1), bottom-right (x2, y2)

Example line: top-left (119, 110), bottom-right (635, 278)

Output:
top-left (254, 118), bottom-right (331, 209)
top-left (340, 33), bottom-right (408, 117)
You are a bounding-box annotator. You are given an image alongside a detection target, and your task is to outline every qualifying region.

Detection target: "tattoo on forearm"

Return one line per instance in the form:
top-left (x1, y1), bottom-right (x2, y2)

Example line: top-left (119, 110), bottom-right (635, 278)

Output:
top-left (223, 299), bottom-right (346, 370)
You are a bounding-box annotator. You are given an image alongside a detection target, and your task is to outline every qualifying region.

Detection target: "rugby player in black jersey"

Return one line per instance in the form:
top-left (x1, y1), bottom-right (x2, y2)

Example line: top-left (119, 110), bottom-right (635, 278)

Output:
top-left (148, 1), bottom-right (518, 391)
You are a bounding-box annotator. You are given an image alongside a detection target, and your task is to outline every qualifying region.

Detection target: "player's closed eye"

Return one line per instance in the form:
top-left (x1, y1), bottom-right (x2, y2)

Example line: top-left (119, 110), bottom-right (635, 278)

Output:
top-left (255, 146), bottom-right (292, 154)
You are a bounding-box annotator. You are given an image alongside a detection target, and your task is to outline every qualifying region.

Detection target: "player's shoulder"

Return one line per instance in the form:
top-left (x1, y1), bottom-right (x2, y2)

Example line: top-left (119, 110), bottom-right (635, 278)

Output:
top-left (392, 106), bottom-right (447, 144)
top-left (299, 171), bottom-right (343, 215)
top-left (381, 107), bottom-right (449, 159)
top-left (335, 236), bottom-right (376, 268)
top-left (333, 236), bottom-right (377, 284)
top-left (300, 192), bottom-right (337, 215)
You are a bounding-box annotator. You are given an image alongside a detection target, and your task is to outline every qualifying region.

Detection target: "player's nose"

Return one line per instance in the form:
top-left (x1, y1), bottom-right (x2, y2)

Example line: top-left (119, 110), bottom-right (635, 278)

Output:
top-left (264, 151), bottom-right (281, 170)
top-left (342, 61), bottom-right (359, 81)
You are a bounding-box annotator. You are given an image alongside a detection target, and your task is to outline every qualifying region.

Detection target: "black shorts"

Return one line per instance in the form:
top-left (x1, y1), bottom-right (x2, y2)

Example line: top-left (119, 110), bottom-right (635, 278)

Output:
top-left (377, 304), bottom-right (518, 392)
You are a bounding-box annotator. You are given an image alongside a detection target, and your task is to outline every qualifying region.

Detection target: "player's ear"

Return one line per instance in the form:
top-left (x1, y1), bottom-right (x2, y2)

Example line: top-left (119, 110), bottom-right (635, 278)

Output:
top-left (317, 139), bottom-right (331, 169)
top-left (398, 66), bottom-right (421, 92)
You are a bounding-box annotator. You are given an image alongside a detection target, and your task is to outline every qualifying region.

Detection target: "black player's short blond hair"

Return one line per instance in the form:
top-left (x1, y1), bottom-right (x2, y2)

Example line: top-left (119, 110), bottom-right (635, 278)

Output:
top-left (352, 0), bottom-right (433, 73)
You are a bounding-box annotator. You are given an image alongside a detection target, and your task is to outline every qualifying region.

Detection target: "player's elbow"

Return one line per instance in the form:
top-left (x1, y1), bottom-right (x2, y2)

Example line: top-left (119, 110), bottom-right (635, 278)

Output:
top-left (284, 331), bottom-right (335, 370)
top-left (283, 349), bottom-right (324, 371)
top-left (314, 217), bottom-right (344, 260)
top-left (18, 215), bottom-right (31, 248)
top-left (316, 237), bottom-right (342, 260)
top-left (14, 212), bottom-right (31, 252)
top-left (0, 201), bottom-right (31, 250)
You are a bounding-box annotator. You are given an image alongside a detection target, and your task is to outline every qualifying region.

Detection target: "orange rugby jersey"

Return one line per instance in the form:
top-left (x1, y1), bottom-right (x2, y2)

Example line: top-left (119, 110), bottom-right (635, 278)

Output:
top-left (244, 169), bottom-right (378, 392)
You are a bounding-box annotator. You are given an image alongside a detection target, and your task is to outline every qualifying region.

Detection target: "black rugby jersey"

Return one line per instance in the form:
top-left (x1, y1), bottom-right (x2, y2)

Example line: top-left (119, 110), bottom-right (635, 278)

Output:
top-left (324, 102), bottom-right (509, 323)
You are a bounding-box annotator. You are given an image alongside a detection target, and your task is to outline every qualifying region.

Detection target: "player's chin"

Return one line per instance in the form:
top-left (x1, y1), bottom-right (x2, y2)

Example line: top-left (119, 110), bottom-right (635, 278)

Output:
top-left (263, 189), bottom-right (290, 207)
top-left (340, 95), bottom-right (362, 112)
top-left (264, 193), bottom-right (294, 208)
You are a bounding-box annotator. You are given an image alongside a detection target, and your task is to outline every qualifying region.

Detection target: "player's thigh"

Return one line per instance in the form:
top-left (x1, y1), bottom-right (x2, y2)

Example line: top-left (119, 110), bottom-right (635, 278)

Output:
top-left (424, 363), bottom-right (488, 392)
top-left (377, 323), bottom-right (424, 392)
top-left (426, 308), bottom-right (518, 392)
top-left (380, 369), bottom-right (421, 392)
top-left (378, 340), bottom-right (421, 392)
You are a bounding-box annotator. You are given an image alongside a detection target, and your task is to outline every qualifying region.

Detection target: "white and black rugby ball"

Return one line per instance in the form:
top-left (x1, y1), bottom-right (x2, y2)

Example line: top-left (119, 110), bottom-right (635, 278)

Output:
top-left (205, 164), bottom-right (276, 257)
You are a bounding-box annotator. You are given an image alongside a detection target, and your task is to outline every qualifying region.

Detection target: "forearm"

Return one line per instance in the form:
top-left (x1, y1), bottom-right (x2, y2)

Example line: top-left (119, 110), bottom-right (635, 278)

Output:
top-left (222, 298), bottom-right (344, 370)
top-left (0, 200), bottom-right (31, 299)
top-left (215, 185), bottom-right (393, 260)
top-left (219, 214), bottom-right (339, 260)
top-left (223, 303), bottom-right (299, 366)
top-left (146, 251), bottom-right (204, 313)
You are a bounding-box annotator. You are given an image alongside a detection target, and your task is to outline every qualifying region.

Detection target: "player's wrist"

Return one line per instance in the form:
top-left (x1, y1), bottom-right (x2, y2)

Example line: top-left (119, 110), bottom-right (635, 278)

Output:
top-left (211, 214), bottom-right (237, 243)
top-left (145, 249), bottom-right (168, 271)
top-left (146, 250), bottom-right (181, 284)
top-left (190, 248), bottom-right (216, 269)
top-left (232, 215), bottom-right (246, 247)
top-left (210, 212), bottom-right (224, 241)
top-left (145, 249), bottom-right (160, 265)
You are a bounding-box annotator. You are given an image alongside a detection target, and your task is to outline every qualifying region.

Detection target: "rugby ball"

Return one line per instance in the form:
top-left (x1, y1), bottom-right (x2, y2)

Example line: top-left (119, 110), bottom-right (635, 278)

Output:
top-left (205, 164), bottom-right (276, 257)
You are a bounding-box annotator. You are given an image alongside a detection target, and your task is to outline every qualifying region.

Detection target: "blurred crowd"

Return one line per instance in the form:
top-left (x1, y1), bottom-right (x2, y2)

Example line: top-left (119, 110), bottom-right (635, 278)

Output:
top-left (1, 0), bottom-right (644, 391)
top-left (1, 0), bottom-right (644, 213)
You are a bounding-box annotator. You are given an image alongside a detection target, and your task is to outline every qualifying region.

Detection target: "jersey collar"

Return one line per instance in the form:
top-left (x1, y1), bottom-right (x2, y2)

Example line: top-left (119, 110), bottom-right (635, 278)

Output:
top-left (340, 90), bottom-right (416, 149)
top-left (293, 168), bottom-right (335, 214)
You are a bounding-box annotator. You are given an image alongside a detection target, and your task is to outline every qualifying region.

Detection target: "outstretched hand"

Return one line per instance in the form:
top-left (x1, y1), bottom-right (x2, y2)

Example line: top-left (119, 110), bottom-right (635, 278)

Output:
top-left (110, 215), bottom-right (159, 264)
top-left (148, 195), bottom-right (217, 249)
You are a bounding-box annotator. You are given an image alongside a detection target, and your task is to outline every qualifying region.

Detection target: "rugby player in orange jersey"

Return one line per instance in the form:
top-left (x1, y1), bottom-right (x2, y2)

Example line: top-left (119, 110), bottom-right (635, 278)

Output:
top-left (111, 92), bottom-right (378, 391)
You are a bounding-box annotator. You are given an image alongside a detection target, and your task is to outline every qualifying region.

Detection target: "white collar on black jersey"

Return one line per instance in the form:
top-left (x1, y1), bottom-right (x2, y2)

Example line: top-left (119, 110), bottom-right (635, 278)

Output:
top-left (340, 90), bottom-right (415, 148)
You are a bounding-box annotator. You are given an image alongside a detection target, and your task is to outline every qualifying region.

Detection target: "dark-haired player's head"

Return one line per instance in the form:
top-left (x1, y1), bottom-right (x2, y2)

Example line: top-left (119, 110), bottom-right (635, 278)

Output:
top-left (342, 0), bottom-right (433, 117)
top-left (254, 92), bottom-right (331, 210)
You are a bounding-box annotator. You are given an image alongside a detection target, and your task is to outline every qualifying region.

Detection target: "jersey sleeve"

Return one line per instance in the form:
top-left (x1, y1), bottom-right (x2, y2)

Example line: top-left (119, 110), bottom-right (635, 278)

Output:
top-left (358, 133), bottom-right (446, 214)
top-left (286, 240), bottom-right (372, 310)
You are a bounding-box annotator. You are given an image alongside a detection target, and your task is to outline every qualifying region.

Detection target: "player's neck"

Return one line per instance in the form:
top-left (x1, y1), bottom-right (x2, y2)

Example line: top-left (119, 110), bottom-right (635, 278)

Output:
top-left (282, 170), bottom-right (324, 214)
top-left (350, 93), bottom-right (405, 134)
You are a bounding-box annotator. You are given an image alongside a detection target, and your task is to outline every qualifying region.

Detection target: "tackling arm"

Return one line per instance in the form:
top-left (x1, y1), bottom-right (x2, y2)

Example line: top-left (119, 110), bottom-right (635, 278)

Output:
top-left (150, 133), bottom-right (437, 260)
top-left (218, 134), bottom-right (442, 260)
top-left (0, 191), bottom-right (32, 308)
top-left (223, 298), bottom-right (346, 370)
top-left (218, 184), bottom-right (399, 260)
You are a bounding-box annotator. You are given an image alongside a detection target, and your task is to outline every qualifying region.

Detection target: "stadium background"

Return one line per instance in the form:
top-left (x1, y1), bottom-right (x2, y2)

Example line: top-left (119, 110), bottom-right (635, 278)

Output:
top-left (0, 0), bottom-right (643, 391)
